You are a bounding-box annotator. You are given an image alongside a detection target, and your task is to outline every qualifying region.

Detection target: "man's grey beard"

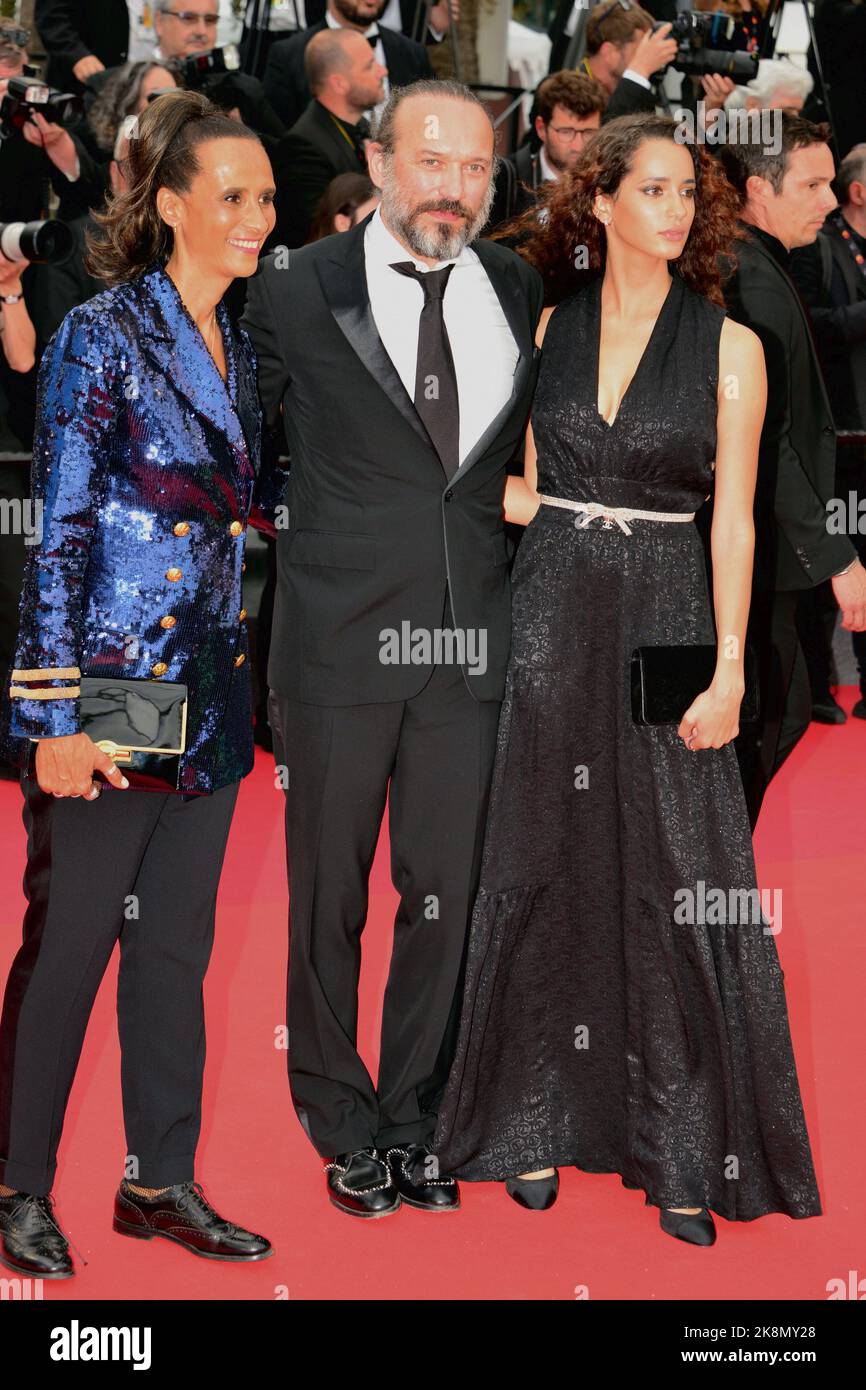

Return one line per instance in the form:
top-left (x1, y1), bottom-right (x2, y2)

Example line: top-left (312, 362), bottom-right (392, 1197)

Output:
top-left (379, 160), bottom-right (496, 260)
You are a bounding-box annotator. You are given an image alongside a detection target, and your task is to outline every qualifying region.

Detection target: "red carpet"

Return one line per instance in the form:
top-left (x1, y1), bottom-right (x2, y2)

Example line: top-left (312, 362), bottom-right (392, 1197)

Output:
top-left (1, 691), bottom-right (863, 1301)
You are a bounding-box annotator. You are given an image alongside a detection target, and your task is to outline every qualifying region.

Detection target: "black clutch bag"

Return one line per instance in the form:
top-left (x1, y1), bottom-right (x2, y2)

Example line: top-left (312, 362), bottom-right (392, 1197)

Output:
top-left (630, 644), bottom-right (760, 726)
top-left (26, 675), bottom-right (189, 791)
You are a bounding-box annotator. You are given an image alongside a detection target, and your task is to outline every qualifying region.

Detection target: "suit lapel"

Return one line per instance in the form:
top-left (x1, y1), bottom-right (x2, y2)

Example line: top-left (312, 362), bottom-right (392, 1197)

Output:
top-left (316, 216), bottom-right (537, 486)
top-left (316, 215), bottom-right (438, 456)
top-left (138, 265), bottom-right (253, 487)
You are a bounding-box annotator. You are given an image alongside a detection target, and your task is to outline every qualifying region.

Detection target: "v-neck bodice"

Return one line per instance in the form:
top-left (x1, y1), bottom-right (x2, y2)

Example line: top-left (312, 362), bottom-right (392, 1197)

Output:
top-left (593, 273), bottom-right (677, 429)
top-left (531, 273), bottom-right (725, 515)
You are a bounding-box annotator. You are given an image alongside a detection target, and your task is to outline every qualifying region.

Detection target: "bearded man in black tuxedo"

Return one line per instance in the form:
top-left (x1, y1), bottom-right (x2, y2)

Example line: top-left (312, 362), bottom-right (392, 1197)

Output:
top-left (242, 79), bottom-right (543, 1218)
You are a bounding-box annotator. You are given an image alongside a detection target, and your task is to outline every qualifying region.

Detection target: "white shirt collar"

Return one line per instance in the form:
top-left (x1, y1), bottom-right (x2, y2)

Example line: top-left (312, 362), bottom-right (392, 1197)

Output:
top-left (365, 204), bottom-right (477, 273)
top-left (325, 11), bottom-right (379, 39)
top-left (539, 146), bottom-right (559, 183)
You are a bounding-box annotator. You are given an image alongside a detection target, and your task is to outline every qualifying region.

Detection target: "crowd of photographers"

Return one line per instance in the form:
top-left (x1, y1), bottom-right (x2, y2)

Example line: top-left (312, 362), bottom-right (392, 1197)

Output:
top-left (1, 0), bottom-right (866, 735)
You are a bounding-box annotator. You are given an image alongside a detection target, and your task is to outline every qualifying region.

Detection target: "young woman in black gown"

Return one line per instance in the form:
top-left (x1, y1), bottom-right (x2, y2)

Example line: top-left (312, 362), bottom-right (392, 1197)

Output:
top-left (432, 115), bottom-right (823, 1244)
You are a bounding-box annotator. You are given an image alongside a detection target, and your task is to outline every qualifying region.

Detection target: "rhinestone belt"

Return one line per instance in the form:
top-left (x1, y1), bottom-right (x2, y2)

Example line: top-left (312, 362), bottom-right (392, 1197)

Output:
top-left (538, 495), bottom-right (696, 537)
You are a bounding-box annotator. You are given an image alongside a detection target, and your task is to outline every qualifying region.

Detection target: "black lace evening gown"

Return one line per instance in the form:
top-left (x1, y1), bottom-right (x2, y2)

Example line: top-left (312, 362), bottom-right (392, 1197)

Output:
top-left (432, 273), bottom-right (822, 1221)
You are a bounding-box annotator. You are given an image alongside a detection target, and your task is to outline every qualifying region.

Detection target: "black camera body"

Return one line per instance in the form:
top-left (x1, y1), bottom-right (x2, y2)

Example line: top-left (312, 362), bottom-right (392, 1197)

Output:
top-left (653, 13), bottom-right (759, 84)
top-left (173, 45), bottom-right (255, 123)
top-left (0, 75), bottom-right (83, 143)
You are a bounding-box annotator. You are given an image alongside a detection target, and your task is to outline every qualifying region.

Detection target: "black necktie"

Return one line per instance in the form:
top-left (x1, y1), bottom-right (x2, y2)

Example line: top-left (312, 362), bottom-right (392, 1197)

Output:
top-left (366, 32), bottom-right (379, 47)
top-left (390, 261), bottom-right (460, 480)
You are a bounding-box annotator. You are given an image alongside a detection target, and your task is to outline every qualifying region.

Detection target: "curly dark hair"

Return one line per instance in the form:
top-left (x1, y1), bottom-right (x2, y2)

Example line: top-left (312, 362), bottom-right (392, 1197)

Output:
top-left (494, 113), bottom-right (746, 307)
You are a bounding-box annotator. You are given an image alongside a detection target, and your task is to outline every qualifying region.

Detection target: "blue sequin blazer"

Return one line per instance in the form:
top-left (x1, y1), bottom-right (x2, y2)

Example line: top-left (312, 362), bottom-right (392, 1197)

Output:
top-left (5, 263), bottom-right (289, 793)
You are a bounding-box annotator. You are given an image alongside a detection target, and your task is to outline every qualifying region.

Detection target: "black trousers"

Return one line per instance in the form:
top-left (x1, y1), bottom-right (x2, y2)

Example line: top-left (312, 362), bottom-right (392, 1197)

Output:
top-left (0, 776), bottom-right (239, 1196)
top-left (736, 588), bottom-right (812, 830)
top-left (269, 595), bottom-right (502, 1157)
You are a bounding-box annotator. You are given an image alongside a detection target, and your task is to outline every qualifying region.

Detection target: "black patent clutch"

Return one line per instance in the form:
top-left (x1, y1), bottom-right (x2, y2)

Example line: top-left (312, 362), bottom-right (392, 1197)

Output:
top-left (26, 675), bottom-right (189, 791)
top-left (630, 644), bottom-right (760, 726)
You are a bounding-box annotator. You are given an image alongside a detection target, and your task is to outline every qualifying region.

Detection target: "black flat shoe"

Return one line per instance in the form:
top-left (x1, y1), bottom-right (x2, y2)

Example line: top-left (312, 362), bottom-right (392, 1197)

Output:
top-left (113, 1180), bottom-right (273, 1260)
top-left (325, 1148), bottom-right (401, 1218)
top-left (852, 698), bottom-right (866, 720)
top-left (384, 1144), bottom-right (460, 1211)
top-left (505, 1169), bottom-right (559, 1210)
top-left (0, 1191), bottom-right (74, 1279)
top-left (659, 1206), bottom-right (716, 1246)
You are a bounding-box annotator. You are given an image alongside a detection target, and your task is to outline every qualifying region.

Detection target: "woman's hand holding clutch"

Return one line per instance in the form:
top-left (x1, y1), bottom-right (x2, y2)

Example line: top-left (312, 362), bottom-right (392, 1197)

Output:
top-left (678, 678), bottom-right (745, 752)
top-left (34, 733), bottom-right (130, 800)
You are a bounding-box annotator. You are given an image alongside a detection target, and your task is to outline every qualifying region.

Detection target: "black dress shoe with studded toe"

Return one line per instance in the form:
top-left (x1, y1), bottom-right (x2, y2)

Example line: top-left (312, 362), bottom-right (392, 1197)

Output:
top-left (0, 1191), bottom-right (74, 1279)
top-left (385, 1143), bottom-right (460, 1211)
top-left (325, 1148), bottom-right (401, 1217)
top-left (113, 1180), bottom-right (273, 1260)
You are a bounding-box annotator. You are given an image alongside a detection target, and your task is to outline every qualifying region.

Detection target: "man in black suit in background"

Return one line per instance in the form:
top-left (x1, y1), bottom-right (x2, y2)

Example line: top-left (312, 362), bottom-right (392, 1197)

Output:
top-left (263, 0), bottom-right (433, 131)
top-left (790, 143), bottom-right (866, 721)
top-left (34, 0), bottom-right (129, 91)
top-left (272, 27), bottom-right (385, 248)
top-left (486, 70), bottom-right (606, 234)
top-left (720, 114), bottom-right (866, 827)
top-left (242, 80), bottom-right (543, 1219)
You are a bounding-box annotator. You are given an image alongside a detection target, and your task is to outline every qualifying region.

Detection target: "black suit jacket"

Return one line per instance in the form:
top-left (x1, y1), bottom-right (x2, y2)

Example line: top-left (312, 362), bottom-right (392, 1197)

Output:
top-left (272, 99), bottom-right (367, 249)
top-left (34, 0), bottom-right (129, 91)
top-left (263, 20), bottom-right (434, 130)
top-left (603, 75), bottom-right (656, 122)
top-left (486, 144), bottom-right (544, 236)
top-left (241, 211), bottom-right (544, 705)
top-left (723, 224), bottom-right (856, 592)
top-left (789, 217), bottom-right (866, 434)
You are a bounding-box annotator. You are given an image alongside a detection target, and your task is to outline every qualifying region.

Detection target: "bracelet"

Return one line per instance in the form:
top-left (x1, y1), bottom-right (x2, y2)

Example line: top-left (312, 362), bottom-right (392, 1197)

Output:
top-left (834, 557), bottom-right (857, 577)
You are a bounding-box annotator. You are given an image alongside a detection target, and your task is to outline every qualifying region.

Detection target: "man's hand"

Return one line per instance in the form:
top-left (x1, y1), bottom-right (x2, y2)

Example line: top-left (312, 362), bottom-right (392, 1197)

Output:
top-left (430, 0), bottom-right (459, 31)
top-left (832, 557), bottom-right (866, 631)
top-left (72, 55), bottom-right (105, 83)
top-left (21, 111), bottom-right (80, 178)
top-left (701, 73), bottom-right (736, 114)
top-left (627, 23), bottom-right (678, 81)
top-left (34, 732), bottom-right (130, 800)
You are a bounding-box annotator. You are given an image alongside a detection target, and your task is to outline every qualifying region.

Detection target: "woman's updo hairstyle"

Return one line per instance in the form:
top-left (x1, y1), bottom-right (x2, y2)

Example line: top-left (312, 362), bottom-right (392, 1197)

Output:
top-left (86, 88), bottom-right (262, 286)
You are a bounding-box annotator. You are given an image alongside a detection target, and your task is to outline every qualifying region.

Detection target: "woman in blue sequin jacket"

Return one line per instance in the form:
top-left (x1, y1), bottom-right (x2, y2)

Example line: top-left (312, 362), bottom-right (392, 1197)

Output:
top-left (0, 90), bottom-right (287, 1276)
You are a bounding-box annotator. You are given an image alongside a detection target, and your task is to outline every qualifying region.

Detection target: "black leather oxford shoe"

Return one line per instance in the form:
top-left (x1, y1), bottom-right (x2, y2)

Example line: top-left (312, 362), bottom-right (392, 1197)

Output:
top-left (385, 1143), bottom-right (460, 1211)
top-left (325, 1148), bottom-right (401, 1217)
top-left (0, 1191), bottom-right (74, 1279)
top-left (113, 1180), bottom-right (273, 1260)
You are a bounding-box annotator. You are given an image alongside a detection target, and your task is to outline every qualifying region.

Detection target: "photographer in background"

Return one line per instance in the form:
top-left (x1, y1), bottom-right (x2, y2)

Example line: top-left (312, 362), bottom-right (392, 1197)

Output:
top-left (0, 254), bottom-right (35, 375)
top-left (151, 0), bottom-right (284, 141)
top-left (577, 1), bottom-right (677, 121)
top-left (34, 0), bottom-right (130, 92)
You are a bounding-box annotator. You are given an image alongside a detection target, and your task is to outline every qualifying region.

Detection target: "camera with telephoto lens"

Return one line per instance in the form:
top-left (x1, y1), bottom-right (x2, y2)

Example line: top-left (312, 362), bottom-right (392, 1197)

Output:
top-left (173, 45), bottom-right (249, 119)
top-left (653, 12), bottom-right (759, 84)
top-left (0, 75), bottom-right (84, 142)
top-left (0, 220), bottom-right (75, 265)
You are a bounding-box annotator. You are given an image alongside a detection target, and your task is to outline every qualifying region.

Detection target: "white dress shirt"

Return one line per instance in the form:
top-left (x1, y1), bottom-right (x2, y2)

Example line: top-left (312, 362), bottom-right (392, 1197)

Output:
top-left (364, 207), bottom-right (519, 466)
top-left (242, 1), bottom-right (444, 39)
